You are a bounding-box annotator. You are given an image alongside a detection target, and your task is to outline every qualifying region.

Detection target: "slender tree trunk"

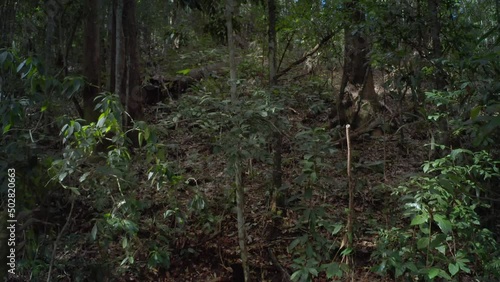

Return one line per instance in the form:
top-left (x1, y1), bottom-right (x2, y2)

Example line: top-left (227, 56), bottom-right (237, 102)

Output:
top-left (428, 0), bottom-right (449, 153)
top-left (114, 0), bottom-right (124, 97)
top-left (226, 0), bottom-right (237, 103)
top-left (428, 0), bottom-right (445, 90)
top-left (268, 0), bottom-right (285, 240)
top-left (44, 0), bottom-right (58, 74)
top-left (82, 0), bottom-right (101, 122)
top-left (226, 1), bottom-right (248, 280)
top-left (268, 0), bottom-right (277, 84)
top-left (109, 0), bottom-right (116, 92)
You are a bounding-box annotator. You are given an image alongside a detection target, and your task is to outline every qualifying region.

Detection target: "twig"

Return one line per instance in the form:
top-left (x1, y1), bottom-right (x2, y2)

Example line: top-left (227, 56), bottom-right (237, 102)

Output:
top-left (343, 124), bottom-right (355, 272)
top-left (275, 32), bottom-right (336, 80)
top-left (46, 198), bottom-right (75, 282)
top-left (268, 247), bottom-right (291, 282)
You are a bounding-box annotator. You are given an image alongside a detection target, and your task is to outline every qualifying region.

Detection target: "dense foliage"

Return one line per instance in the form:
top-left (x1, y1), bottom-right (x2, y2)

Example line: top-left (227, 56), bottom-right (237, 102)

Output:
top-left (1, 0), bottom-right (499, 281)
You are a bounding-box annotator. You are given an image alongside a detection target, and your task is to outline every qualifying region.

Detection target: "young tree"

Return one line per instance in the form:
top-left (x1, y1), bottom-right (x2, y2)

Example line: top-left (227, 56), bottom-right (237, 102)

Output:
top-left (226, 0), bottom-right (249, 280)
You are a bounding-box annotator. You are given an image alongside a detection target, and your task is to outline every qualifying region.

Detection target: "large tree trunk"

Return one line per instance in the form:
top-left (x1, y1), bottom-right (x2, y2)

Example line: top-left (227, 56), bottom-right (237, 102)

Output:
top-left (82, 0), bottom-right (100, 122)
top-left (113, 0), bottom-right (143, 122)
top-left (122, 0), bottom-right (143, 121)
top-left (336, 0), bottom-right (377, 128)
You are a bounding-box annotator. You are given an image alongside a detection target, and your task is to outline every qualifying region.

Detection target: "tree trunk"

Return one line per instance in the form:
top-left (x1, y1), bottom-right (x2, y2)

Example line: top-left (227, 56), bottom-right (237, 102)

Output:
top-left (226, 0), bottom-right (237, 103)
top-left (227, 1), bottom-right (248, 280)
top-left (114, 0), bottom-right (124, 97)
top-left (267, 0), bottom-right (285, 251)
top-left (82, 0), bottom-right (101, 122)
top-left (123, 0), bottom-right (143, 121)
top-left (336, 0), bottom-right (377, 128)
top-left (44, 0), bottom-right (58, 74)
top-left (0, 0), bottom-right (17, 47)
top-left (108, 0), bottom-right (116, 92)
top-left (268, 0), bottom-right (277, 84)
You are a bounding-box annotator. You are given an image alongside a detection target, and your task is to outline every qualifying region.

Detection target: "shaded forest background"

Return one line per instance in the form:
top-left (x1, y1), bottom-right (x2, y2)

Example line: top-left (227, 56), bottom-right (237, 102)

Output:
top-left (1, 0), bottom-right (500, 281)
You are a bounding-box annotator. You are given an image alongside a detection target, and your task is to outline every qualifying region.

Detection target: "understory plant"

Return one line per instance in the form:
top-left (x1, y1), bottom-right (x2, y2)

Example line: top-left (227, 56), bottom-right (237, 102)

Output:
top-left (372, 149), bottom-right (500, 281)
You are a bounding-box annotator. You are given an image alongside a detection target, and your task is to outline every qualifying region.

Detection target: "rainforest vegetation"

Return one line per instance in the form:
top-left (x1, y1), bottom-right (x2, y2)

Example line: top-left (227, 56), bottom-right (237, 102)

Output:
top-left (1, 0), bottom-right (500, 281)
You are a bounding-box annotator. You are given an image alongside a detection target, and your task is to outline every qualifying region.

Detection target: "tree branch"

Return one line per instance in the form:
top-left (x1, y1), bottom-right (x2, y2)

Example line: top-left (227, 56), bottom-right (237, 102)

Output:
top-left (275, 32), bottom-right (335, 80)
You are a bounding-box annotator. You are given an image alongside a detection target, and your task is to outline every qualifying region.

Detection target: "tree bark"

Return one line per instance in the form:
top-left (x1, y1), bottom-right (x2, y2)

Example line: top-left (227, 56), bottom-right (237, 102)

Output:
top-left (82, 0), bottom-right (101, 122)
top-left (114, 0), bottom-right (124, 97)
top-left (123, 0), bottom-right (143, 121)
top-left (335, 0), bottom-right (377, 128)
top-left (226, 0), bottom-right (237, 103)
top-left (268, 0), bottom-right (277, 84)
top-left (227, 1), bottom-right (248, 280)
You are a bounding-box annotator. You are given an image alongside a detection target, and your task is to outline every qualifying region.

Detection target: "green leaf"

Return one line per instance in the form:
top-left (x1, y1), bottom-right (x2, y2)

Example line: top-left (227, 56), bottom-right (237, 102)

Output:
top-left (59, 171), bottom-right (68, 182)
top-left (417, 237), bottom-right (429, 249)
top-left (428, 268), bottom-right (440, 279)
top-left (332, 224), bottom-right (342, 235)
top-left (437, 269), bottom-right (452, 280)
top-left (290, 270), bottom-right (302, 281)
top-left (16, 59), bottom-right (26, 73)
top-left (91, 224), bottom-right (98, 240)
top-left (308, 268), bottom-right (319, 276)
top-left (122, 236), bottom-right (128, 248)
top-left (324, 262), bottom-right (343, 278)
top-left (3, 123), bottom-right (12, 134)
top-left (288, 238), bottom-right (300, 251)
top-left (434, 214), bottom-right (452, 234)
top-left (79, 172), bottom-right (90, 182)
top-left (449, 263), bottom-right (459, 276)
top-left (176, 68), bottom-right (191, 75)
top-left (470, 105), bottom-right (482, 119)
top-left (411, 214), bottom-right (428, 225)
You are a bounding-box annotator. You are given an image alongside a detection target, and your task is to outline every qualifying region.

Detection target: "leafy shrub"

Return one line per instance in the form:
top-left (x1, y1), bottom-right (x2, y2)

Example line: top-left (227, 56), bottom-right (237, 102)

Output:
top-left (372, 149), bottom-right (500, 281)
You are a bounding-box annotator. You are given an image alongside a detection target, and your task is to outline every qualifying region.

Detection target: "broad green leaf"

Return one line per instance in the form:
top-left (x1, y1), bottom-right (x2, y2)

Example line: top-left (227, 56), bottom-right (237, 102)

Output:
top-left (428, 268), bottom-right (440, 279)
top-left (417, 237), bottom-right (429, 249)
top-left (324, 262), bottom-right (343, 278)
top-left (449, 263), bottom-right (459, 276)
top-left (437, 269), bottom-right (452, 280)
top-left (332, 224), bottom-right (342, 235)
top-left (411, 214), bottom-right (427, 225)
top-left (434, 214), bottom-right (452, 234)
top-left (470, 105), bottom-right (482, 119)
top-left (308, 268), bottom-right (319, 276)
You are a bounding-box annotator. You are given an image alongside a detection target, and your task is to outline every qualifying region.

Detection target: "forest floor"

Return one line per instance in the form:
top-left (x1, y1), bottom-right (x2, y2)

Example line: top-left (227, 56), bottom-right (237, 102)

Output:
top-left (122, 73), bottom-right (431, 281)
top-left (27, 55), bottom-right (437, 281)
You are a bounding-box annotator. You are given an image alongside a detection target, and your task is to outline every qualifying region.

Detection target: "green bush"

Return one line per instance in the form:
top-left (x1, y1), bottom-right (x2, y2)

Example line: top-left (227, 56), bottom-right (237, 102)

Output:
top-left (372, 149), bottom-right (500, 281)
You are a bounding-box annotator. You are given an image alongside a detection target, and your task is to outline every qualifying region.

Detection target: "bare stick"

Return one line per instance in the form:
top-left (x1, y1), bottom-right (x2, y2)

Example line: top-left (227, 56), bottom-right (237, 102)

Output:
top-left (344, 124), bottom-right (355, 272)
